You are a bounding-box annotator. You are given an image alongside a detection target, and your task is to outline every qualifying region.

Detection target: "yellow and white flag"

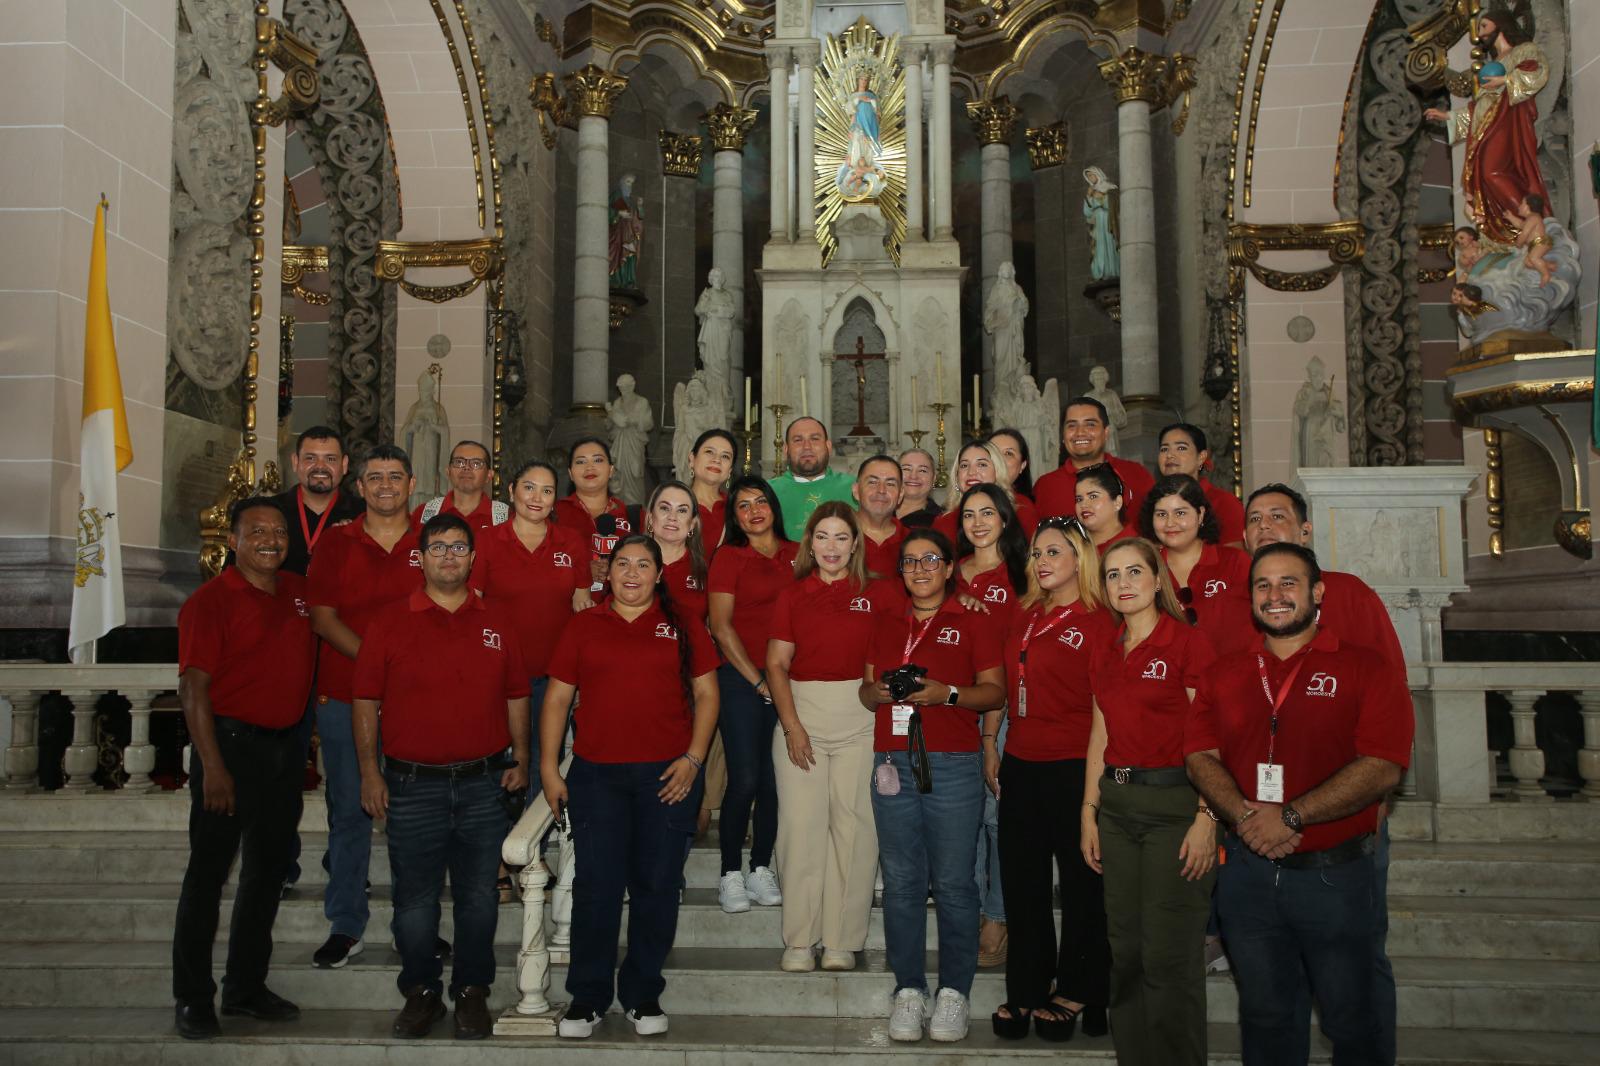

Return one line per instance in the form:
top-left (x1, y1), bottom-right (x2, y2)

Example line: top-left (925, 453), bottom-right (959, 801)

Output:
top-left (68, 199), bottom-right (133, 664)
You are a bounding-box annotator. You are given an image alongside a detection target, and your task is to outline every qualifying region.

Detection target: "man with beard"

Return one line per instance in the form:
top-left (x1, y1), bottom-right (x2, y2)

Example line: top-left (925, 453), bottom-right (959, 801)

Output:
top-left (769, 417), bottom-right (856, 539)
top-left (1184, 543), bottom-right (1413, 1066)
top-left (270, 427), bottom-right (365, 577)
top-left (411, 440), bottom-right (509, 531)
top-left (852, 454), bottom-right (906, 578)
top-left (1031, 398), bottom-right (1155, 525)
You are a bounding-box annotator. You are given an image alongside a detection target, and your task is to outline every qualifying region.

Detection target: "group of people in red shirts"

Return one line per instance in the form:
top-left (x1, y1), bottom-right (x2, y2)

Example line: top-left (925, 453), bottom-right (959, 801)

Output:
top-left (172, 397), bottom-right (1411, 1066)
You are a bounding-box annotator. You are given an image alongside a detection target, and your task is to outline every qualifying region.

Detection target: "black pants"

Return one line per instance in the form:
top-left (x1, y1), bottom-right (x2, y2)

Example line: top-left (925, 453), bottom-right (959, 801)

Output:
top-left (997, 753), bottom-right (1110, 1009)
top-left (172, 719), bottom-right (304, 1004)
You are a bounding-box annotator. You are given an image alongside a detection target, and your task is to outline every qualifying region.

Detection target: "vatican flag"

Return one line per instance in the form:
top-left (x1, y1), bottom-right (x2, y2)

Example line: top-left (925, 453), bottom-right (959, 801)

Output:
top-left (68, 198), bottom-right (133, 664)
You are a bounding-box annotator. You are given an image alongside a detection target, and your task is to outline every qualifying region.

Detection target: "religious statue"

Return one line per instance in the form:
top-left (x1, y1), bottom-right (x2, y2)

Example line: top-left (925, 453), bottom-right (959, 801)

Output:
top-left (991, 373), bottom-right (1061, 479)
top-left (694, 267), bottom-right (737, 420)
top-left (673, 372), bottom-right (720, 484)
top-left (983, 262), bottom-right (1029, 406)
top-left (1083, 166), bottom-right (1121, 281)
top-left (607, 373), bottom-right (653, 504)
top-left (1423, 7), bottom-right (1550, 247)
top-left (1086, 365), bottom-right (1129, 457)
top-left (400, 366), bottom-right (449, 509)
top-left (608, 173), bottom-right (645, 290)
top-left (836, 71), bottom-right (885, 201)
top-left (1449, 213), bottom-right (1580, 343)
top-left (1292, 356), bottom-right (1346, 469)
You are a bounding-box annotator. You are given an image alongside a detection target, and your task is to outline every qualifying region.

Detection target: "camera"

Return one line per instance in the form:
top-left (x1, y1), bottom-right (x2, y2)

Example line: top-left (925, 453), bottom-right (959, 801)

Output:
top-left (882, 664), bottom-right (929, 703)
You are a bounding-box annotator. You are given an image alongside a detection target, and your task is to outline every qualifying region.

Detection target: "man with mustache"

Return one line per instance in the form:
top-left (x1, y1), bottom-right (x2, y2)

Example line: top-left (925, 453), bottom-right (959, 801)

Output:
top-left (411, 439), bottom-right (509, 531)
top-left (269, 427), bottom-right (364, 577)
top-left (769, 417), bottom-right (856, 540)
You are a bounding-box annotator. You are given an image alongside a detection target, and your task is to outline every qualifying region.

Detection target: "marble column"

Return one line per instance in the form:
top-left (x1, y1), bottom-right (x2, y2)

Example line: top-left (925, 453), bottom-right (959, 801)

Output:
top-left (794, 43), bottom-right (819, 242)
top-left (768, 45), bottom-right (792, 242)
top-left (706, 104), bottom-right (760, 400)
top-left (1026, 122), bottom-right (1068, 382)
top-left (967, 97), bottom-right (1021, 396)
top-left (904, 44), bottom-right (925, 241)
top-left (929, 41), bottom-right (954, 241)
top-left (1099, 48), bottom-right (1166, 399)
top-left (564, 64), bottom-right (628, 411)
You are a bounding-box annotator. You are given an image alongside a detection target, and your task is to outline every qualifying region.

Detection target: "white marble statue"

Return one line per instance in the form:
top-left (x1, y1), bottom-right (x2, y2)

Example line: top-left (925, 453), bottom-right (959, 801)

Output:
top-left (694, 267), bottom-right (737, 420)
top-left (1084, 166), bottom-right (1120, 281)
top-left (983, 262), bottom-right (1029, 406)
top-left (992, 372), bottom-right (1061, 479)
top-left (673, 372), bottom-right (720, 484)
top-left (607, 373), bottom-right (654, 504)
top-left (1086, 365), bottom-right (1128, 457)
top-left (400, 367), bottom-right (449, 510)
top-left (1292, 356), bottom-right (1346, 469)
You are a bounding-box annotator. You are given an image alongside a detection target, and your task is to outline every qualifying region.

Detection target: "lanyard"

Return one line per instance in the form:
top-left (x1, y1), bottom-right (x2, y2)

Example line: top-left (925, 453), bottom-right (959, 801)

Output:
top-left (298, 486), bottom-right (338, 554)
top-left (1016, 604), bottom-right (1079, 684)
top-left (1257, 653), bottom-right (1307, 767)
top-left (902, 608), bottom-right (941, 663)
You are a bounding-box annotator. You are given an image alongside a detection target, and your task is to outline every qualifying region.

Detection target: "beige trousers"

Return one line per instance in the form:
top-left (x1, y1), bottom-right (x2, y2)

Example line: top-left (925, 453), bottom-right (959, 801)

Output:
top-left (772, 679), bottom-right (879, 951)
top-left (700, 732), bottom-right (727, 811)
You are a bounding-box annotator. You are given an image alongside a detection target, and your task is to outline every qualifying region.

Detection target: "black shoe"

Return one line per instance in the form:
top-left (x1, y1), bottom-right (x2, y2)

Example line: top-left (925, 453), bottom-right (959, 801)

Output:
top-left (221, 987), bottom-right (300, 1022)
top-left (312, 933), bottom-right (364, 969)
top-left (174, 1000), bottom-right (221, 1040)
top-left (435, 936), bottom-right (452, 960)
top-left (1081, 1004), bottom-right (1109, 1037)
top-left (991, 1004), bottom-right (1031, 1039)
top-left (393, 986), bottom-right (447, 1039)
top-left (1034, 999), bottom-right (1081, 1043)
top-left (280, 879), bottom-right (297, 900)
top-left (453, 985), bottom-right (492, 1040)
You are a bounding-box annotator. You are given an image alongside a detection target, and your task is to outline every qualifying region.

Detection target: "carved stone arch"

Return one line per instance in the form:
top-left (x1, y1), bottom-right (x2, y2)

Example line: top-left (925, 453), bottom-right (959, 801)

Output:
top-left (984, 11), bottom-right (1120, 101)
top-left (611, 31), bottom-right (739, 108)
top-left (831, 297), bottom-right (887, 355)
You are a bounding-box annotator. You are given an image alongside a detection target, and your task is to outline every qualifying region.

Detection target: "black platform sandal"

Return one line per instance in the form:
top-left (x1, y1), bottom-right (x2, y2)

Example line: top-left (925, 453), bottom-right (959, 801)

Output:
top-left (1033, 996), bottom-right (1082, 1042)
top-left (991, 1004), bottom-right (1031, 1039)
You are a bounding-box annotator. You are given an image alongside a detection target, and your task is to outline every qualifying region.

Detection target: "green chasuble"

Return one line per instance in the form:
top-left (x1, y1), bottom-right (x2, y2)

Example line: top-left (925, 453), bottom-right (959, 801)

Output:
top-left (768, 469), bottom-right (857, 540)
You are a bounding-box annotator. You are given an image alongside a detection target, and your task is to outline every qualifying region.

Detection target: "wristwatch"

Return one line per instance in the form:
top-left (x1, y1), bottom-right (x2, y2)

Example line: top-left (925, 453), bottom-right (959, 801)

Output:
top-left (946, 684), bottom-right (960, 705)
top-left (1281, 804), bottom-right (1304, 832)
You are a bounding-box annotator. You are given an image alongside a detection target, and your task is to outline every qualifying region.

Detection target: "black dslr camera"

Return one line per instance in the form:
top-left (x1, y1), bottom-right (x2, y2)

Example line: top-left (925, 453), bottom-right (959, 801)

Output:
top-left (882, 664), bottom-right (929, 703)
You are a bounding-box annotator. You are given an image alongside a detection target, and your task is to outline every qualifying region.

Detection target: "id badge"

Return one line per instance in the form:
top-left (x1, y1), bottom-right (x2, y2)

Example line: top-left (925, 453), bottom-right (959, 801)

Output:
top-left (1256, 762), bottom-right (1285, 803)
top-left (1016, 682), bottom-right (1027, 719)
top-left (891, 704), bottom-right (914, 737)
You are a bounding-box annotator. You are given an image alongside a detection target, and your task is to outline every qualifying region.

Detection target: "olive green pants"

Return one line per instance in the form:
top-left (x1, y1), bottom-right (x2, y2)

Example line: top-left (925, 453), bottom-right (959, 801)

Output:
top-left (1098, 778), bottom-right (1216, 1066)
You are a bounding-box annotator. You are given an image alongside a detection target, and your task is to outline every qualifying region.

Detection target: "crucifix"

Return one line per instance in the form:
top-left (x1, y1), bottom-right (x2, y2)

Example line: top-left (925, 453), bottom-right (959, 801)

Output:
top-left (836, 335), bottom-right (884, 437)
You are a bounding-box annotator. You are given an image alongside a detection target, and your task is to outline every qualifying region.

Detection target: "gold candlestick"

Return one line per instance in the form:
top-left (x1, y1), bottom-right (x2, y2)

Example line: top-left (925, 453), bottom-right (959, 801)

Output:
top-left (929, 402), bottom-right (954, 488)
top-left (737, 422), bottom-right (759, 475)
top-left (767, 403), bottom-right (791, 477)
top-left (902, 428), bottom-right (927, 451)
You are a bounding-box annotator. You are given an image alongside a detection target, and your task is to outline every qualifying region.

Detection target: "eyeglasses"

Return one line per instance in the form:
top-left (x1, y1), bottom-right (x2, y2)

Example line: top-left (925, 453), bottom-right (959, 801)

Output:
top-left (898, 553), bottom-right (947, 573)
top-left (1175, 585), bottom-right (1198, 625)
top-left (424, 542), bottom-right (472, 557)
top-left (449, 457), bottom-right (487, 470)
top-left (1038, 515), bottom-right (1088, 537)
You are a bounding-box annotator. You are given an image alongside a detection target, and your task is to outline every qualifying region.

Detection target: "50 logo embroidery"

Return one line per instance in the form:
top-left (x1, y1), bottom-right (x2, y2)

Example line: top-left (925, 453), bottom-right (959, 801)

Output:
top-left (408, 549), bottom-right (423, 567)
top-left (1203, 579), bottom-right (1227, 598)
top-left (982, 586), bottom-right (1009, 603)
top-left (936, 627), bottom-right (961, 646)
top-left (1306, 672), bottom-right (1338, 697)
top-left (293, 597), bottom-right (309, 618)
top-left (552, 552), bottom-right (573, 568)
top-left (1141, 659), bottom-right (1168, 681)
top-left (849, 596), bottom-right (872, 612)
top-left (482, 628), bottom-right (503, 651)
top-left (1058, 627), bottom-right (1084, 650)
top-left (654, 622), bottom-right (679, 640)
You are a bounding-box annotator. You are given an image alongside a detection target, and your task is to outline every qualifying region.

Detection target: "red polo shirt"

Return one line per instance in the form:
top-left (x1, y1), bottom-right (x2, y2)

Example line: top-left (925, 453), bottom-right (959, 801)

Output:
top-left (410, 492), bottom-right (500, 532)
top-left (769, 573), bottom-right (900, 681)
top-left (352, 590), bottom-right (527, 764)
top-left (698, 497), bottom-right (728, 557)
top-left (860, 519), bottom-right (907, 580)
top-left (548, 601), bottom-right (720, 763)
top-left (1186, 628), bottom-right (1414, 852)
top-left (1167, 543), bottom-right (1255, 656)
top-left (554, 494), bottom-right (634, 571)
top-left (1202, 480), bottom-right (1246, 545)
top-left (306, 521), bottom-right (424, 701)
top-left (178, 568), bottom-right (315, 729)
top-left (467, 520), bottom-right (589, 674)
top-left (956, 560), bottom-right (1019, 631)
top-left (662, 552), bottom-right (710, 626)
top-left (1090, 612), bottom-right (1215, 769)
top-left (1003, 602), bottom-right (1117, 761)
top-left (1318, 570), bottom-right (1406, 676)
top-left (1034, 456), bottom-right (1156, 526)
top-left (707, 541), bottom-right (799, 662)
top-left (934, 494), bottom-right (1040, 545)
top-left (866, 598), bottom-right (1004, 753)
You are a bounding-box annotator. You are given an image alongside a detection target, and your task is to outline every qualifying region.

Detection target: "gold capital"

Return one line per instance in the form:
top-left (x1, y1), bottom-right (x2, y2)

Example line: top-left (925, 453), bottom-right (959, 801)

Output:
top-left (659, 131), bottom-right (705, 177)
top-left (705, 102), bottom-right (759, 152)
top-left (965, 96), bottom-right (1020, 146)
top-left (1098, 47), bottom-right (1170, 106)
top-left (564, 63), bottom-right (628, 119)
top-left (1025, 122), bottom-right (1068, 169)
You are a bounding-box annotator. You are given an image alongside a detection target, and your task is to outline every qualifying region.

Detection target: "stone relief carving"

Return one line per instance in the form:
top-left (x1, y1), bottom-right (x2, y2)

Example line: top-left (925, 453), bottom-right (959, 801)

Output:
top-left (1334, 506), bottom-right (1440, 583)
top-left (168, 222), bottom-right (253, 391)
top-left (172, 78), bottom-right (254, 225)
top-left (400, 367), bottom-right (449, 508)
top-left (1292, 356), bottom-right (1347, 469)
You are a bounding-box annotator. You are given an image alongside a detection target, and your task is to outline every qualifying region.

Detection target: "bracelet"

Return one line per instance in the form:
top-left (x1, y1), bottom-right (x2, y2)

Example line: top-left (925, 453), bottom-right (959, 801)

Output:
top-left (1198, 804), bottom-right (1218, 823)
top-left (682, 752), bottom-right (704, 770)
top-left (1236, 806), bottom-right (1258, 824)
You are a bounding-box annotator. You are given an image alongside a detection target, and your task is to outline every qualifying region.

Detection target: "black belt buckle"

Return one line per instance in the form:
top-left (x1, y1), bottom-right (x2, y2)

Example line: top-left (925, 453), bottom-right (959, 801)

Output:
top-left (908, 711), bottom-right (932, 794)
top-left (1112, 767), bottom-right (1131, 785)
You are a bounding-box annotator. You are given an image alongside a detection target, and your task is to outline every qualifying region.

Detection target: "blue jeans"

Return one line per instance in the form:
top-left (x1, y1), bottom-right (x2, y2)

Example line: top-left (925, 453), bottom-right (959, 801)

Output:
top-left (1374, 820), bottom-right (1396, 1064)
top-left (384, 765), bottom-right (509, 997)
top-left (316, 699), bottom-right (371, 939)
top-left (716, 663), bottom-right (778, 874)
top-left (871, 749), bottom-right (985, 996)
top-left (1218, 841), bottom-right (1383, 1066)
top-left (974, 717), bottom-right (1006, 922)
top-left (565, 757), bottom-right (701, 1012)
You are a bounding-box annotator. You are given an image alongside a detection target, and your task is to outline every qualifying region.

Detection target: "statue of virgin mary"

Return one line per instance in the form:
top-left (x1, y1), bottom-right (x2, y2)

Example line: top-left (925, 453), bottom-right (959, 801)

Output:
top-left (835, 73), bottom-right (885, 200)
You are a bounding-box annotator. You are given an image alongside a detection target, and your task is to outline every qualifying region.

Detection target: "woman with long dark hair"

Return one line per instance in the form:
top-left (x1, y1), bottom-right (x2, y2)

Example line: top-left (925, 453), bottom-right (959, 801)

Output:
top-left (1074, 463), bottom-right (1136, 551)
top-left (1155, 423), bottom-right (1244, 548)
top-left (542, 535), bottom-right (720, 1039)
top-left (1139, 473), bottom-right (1253, 656)
top-left (688, 428), bottom-right (737, 556)
top-left (988, 427), bottom-right (1035, 500)
top-left (707, 476), bottom-right (798, 913)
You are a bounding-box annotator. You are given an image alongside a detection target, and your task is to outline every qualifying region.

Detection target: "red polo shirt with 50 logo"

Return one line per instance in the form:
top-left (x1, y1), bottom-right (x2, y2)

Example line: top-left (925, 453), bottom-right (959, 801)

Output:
top-left (1090, 612), bottom-right (1216, 769)
top-left (306, 522), bottom-right (424, 702)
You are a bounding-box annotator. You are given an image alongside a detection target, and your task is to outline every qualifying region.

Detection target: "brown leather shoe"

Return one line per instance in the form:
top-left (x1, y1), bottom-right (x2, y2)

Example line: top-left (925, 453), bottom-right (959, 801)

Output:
top-left (392, 986), bottom-right (446, 1039)
top-left (453, 985), bottom-right (492, 1040)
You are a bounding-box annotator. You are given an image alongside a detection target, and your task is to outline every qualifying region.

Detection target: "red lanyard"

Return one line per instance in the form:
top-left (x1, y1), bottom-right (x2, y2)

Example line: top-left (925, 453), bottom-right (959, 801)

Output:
top-left (902, 609), bottom-right (941, 663)
top-left (1016, 604), bottom-right (1078, 685)
top-left (298, 486), bottom-right (337, 554)
top-left (1257, 653), bottom-right (1306, 767)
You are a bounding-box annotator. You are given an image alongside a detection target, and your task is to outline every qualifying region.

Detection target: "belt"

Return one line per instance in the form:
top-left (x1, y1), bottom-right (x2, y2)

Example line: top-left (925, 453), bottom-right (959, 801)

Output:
top-left (384, 753), bottom-right (507, 779)
top-left (1273, 832), bottom-right (1375, 870)
top-left (214, 716), bottom-right (299, 739)
top-left (1103, 766), bottom-right (1190, 787)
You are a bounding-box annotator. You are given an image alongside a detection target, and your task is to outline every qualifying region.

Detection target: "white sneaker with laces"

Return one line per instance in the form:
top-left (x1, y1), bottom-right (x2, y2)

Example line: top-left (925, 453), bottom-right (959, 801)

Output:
top-left (745, 866), bottom-right (782, 906)
top-left (888, 987), bottom-right (929, 1042)
top-left (928, 987), bottom-right (970, 1042)
top-left (718, 871), bottom-right (751, 913)
top-left (780, 946), bottom-right (815, 972)
top-left (819, 948), bottom-right (856, 971)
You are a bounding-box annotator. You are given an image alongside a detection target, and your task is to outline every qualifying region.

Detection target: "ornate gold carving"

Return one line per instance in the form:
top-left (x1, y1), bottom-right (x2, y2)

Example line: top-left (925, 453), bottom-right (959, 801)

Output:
top-left (815, 18), bottom-right (909, 266)
top-left (1483, 426), bottom-right (1504, 557)
top-left (1168, 53), bottom-right (1197, 134)
top-left (374, 238), bottom-right (504, 304)
top-left (428, 0), bottom-right (486, 232)
top-left (1404, 0), bottom-right (1476, 93)
top-left (1227, 221), bottom-right (1364, 291)
top-left (1419, 223), bottom-right (1453, 250)
top-left (1228, 0), bottom-right (1268, 221)
top-left (534, 12), bottom-right (560, 50)
top-left (1025, 121), bottom-right (1067, 169)
top-left (1242, 0), bottom-right (1285, 207)
top-left (965, 96), bottom-right (1020, 146)
top-left (452, 0), bottom-right (501, 238)
top-left (1450, 377), bottom-right (1596, 417)
top-left (281, 243), bottom-right (330, 306)
top-left (1334, 6), bottom-right (1378, 209)
top-left (528, 73), bottom-right (565, 150)
top-left (1555, 511), bottom-right (1592, 560)
top-left (659, 131), bottom-right (705, 177)
top-left (705, 102), bottom-right (758, 151)
top-left (564, 63), bottom-right (628, 119)
top-left (1098, 47), bottom-right (1168, 106)
top-left (259, 16), bottom-right (318, 127)
top-left (609, 295), bottom-right (634, 330)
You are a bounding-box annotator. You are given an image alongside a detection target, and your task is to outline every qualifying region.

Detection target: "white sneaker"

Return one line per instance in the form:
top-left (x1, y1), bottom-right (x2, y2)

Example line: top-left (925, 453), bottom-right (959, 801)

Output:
top-left (888, 987), bottom-right (929, 1041)
top-left (780, 946), bottom-right (815, 972)
top-left (626, 1002), bottom-right (669, 1035)
top-left (745, 866), bottom-right (782, 906)
top-left (819, 948), bottom-right (856, 971)
top-left (1204, 935), bottom-right (1231, 974)
top-left (557, 1005), bottom-right (601, 1038)
top-left (928, 987), bottom-right (970, 1042)
top-left (718, 871), bottom-right (751, 913)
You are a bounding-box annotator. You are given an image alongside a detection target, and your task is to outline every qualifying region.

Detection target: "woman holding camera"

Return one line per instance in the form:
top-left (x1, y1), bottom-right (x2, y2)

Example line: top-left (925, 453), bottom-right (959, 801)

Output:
top-left (859, 528), bottom-right (1006, 1044)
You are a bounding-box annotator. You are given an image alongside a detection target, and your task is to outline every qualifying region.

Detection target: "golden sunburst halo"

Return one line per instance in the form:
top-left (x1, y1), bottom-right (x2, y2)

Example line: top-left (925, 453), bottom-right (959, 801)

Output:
top-left (815, 16), bottom-right (908, 266)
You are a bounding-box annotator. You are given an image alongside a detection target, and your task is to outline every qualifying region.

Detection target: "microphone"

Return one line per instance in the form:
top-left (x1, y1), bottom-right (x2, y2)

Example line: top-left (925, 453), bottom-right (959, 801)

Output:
top-left (592, 513), bottom-right (620, 561)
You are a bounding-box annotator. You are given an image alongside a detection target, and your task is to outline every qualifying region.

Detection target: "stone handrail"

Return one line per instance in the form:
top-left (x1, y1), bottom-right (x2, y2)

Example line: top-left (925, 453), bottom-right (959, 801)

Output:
top-left (1, 663), bottom-right (177, 792)
top-left (494, 751), bottom-right (574, 1033)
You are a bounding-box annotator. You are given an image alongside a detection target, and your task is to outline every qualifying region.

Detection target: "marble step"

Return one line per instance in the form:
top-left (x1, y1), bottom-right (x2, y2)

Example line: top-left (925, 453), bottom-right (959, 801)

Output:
top-left (0, 882), bottom-right (1596, 962)
top-left (2, 942), bottom-right (1596, 1034)
top-left (0, 1007), bottom-right (1596, 1065)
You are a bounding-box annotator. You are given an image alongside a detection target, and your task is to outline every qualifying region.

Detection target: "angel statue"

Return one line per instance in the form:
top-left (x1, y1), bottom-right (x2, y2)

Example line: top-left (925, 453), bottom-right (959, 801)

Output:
top-left (836, 67), bottom-right (885, 201)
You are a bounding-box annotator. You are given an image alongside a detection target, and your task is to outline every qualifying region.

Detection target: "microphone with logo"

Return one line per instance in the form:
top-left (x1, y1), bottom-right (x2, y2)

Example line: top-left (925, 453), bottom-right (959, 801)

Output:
top-left (590, 513), bottom-right (620, 592)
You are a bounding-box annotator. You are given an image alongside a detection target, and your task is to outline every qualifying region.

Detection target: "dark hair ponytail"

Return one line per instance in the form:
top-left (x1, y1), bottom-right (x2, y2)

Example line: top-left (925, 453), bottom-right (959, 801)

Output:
top-left (612, 533), bottom-right (693, 705)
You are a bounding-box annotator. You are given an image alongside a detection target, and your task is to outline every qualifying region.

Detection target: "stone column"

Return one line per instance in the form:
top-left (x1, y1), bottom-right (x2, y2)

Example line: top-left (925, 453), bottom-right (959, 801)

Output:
top-left (904, 44), bottom-right (925, 241)
top-left (929, 41), bottom-right (954, 241)
top-left (794, 43), bottom-right (819, 242)
top-left (706, 104), bottom-right (760, 397)
top-left (564, 64), bottom-right (628, 412)
top-left (1099, 48), bottom-right (1167, 399)
top-left (1026, 122), bottom-right (1068, 381)
top-left (967, 97), bottom-right (1021, 397)
top-left (767, 45), bottom-right (792, 241)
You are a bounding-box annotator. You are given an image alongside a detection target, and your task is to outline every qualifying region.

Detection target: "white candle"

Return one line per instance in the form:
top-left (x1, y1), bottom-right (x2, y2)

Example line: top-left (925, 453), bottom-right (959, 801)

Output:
top-left (936, 359), bottom-right (944, 405)
top-left (744, 377), bottom-right (752, 429)
top-left (800, 374), bottom-right (808, 416)
top-left (911, 375), bottom-right (920, 428)
top-left (775, 353), bottom-right (784, 405)
top-left (973, 374), bottom-right (981, 420)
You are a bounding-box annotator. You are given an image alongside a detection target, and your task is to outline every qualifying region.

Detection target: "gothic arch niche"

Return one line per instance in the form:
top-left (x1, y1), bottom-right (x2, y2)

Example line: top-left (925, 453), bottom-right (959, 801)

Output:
top-left (829, 297), bottom-right (889, 437)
